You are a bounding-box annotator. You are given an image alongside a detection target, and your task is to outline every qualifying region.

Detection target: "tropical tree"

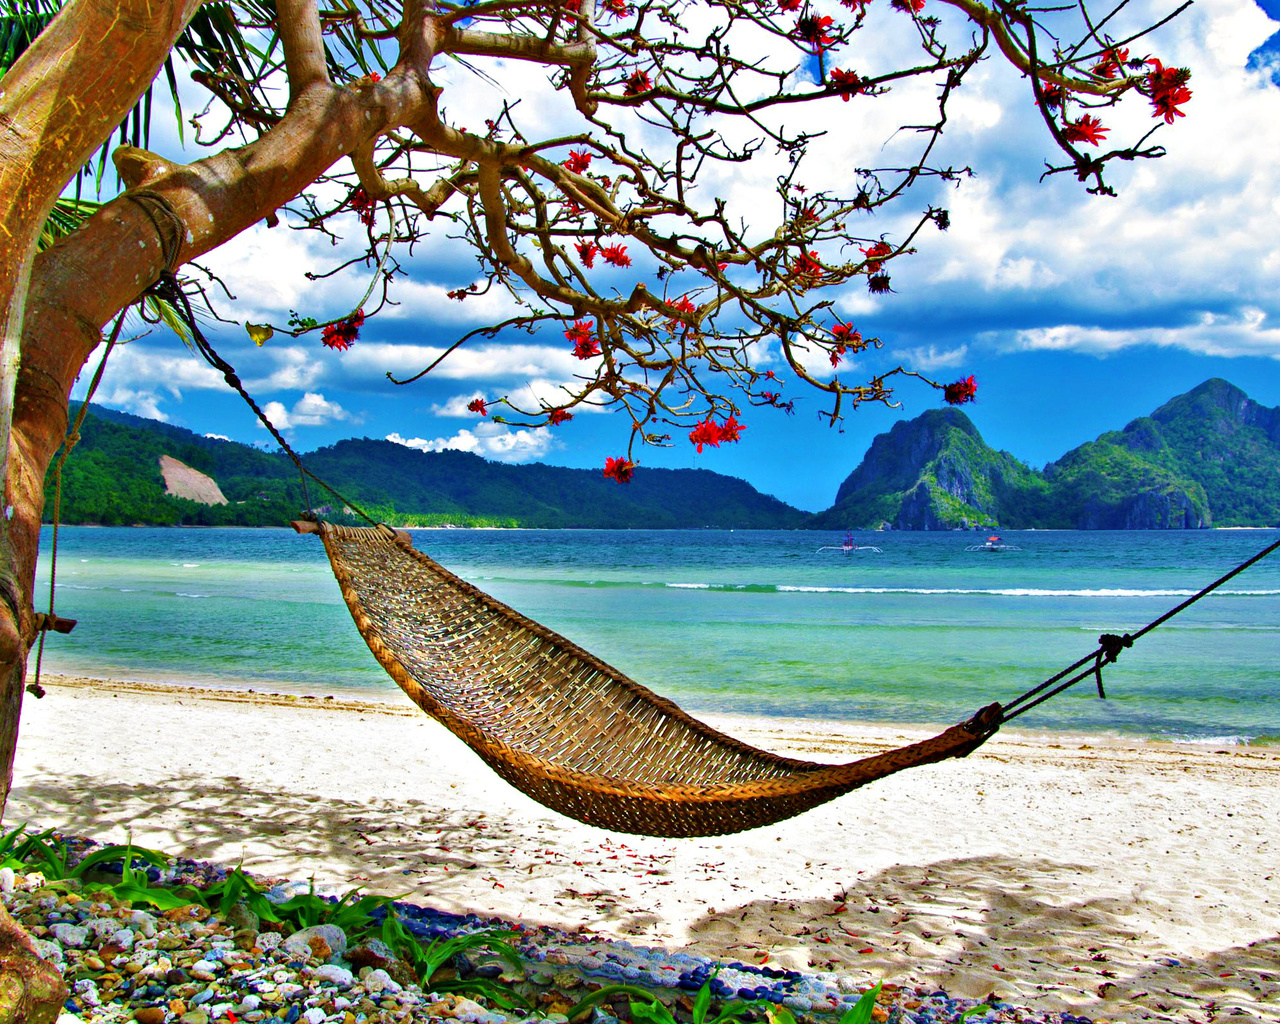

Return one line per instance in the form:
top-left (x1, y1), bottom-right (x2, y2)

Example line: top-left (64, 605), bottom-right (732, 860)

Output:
top-left (0, 0), bottom-right (1190, 1003)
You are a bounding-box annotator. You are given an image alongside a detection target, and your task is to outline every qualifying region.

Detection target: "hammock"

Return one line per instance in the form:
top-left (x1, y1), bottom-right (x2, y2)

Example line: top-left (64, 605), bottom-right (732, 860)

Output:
top-left (296, 521), bottom-right (1003, 837)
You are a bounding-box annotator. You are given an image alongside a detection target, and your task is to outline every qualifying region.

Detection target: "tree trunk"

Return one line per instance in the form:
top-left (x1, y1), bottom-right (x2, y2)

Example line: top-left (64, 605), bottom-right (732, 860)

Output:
top-left (0, 904), bottom-right (65, 1024)
top-left (0, 0), bottom-right (205, 817)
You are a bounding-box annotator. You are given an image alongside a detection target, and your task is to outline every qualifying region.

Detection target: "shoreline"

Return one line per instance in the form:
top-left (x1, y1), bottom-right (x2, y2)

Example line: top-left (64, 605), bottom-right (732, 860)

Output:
top-left (12, 673), bottom-right (1280, 1022)
top-left (28, 670), bottom-right (1280, 749)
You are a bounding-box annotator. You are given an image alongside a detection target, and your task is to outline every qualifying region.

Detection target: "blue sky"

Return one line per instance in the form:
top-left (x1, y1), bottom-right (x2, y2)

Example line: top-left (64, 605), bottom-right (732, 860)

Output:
top-left (75, 0), bottom-right (1280, 513)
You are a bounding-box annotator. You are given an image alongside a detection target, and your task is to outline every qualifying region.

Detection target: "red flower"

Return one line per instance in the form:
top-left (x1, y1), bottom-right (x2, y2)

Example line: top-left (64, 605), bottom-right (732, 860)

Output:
top-left (321, 310), bottom-right (364, 350)
top-left (349, 187), bottom-right (376, 227)
top-left (601, 0), bottom-right (629, 14)
top-left (624, 69), bottom-right (651, 96)
top-left (944, 375), bottom-right (977, 405)
top-left (779, 0), bottom-right (802, 9)
top-left (565, 320), bottom-right (599, 359)
top-left (867, 274), bottom-right (892, 293)
top-left (859, 240), bottom-right (892, 272)
top-left (1146, 59), bottom-right (1192, 123)
top-left (1036, 82), bottom-right (1065, 110)
top-left (1062, 114), bottom-right (1109, 146)
top-left (688, 419), bottom-right (723, 452)
top-left (603, 456), bottom-right (636, 483)
top-left (829, 69), bottom-right (862, 101)
top-left (548, 408), bottom-right (574, 425)
top-left (717, 416), bottom-right (745, 444)
top-left (600, 242), bottom-right (631, 267)
top-left (830, 346), bottom-right (845, 368)
top-left (467, 397), bottom-right (488, 416)
top-left (790, 250), bottom-right (824, 280)
top-left (794, 14), bottom-right (836, 51)
top-left (564, 149), bottom-right (592, 174)
top-left (1092, 45), bottom-right (1130, 80)
top-left (576, 240), bottom-right (599, 267)
top-left (889, 0), bottom-right (925, 12)
top-left (831, 321), bottom-right (861, 345)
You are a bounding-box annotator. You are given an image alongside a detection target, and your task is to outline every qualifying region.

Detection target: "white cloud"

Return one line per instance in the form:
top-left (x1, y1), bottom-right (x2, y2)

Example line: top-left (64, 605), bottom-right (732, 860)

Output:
top-left (1010, 309), bottom-right (1280, 360)
top-left (387, 421), bottom-right (557, 463)
top-left (73, 343), bottom-right (225, 420)
top-left (896, 343), bottom-right (970, 371)
top-left (432, 391), bottom-right (490, 416)
top-left (338, 341), bottom-right (591, 383)
top-left (204, 433), bottom-right (232, 441)
top-left (259, 392), bottom-right (353, 430)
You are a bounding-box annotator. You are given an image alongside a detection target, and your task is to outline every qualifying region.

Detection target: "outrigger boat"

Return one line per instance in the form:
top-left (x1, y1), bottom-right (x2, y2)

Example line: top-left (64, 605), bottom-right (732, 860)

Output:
top-left (965, 534), bottom-right (1021, 553)
top-left (817, 531), bottom-right (883, 554)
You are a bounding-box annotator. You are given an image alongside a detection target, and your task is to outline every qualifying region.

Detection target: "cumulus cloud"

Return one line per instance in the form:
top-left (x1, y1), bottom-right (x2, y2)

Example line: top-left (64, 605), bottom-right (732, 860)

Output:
top-left (204, 433), bottom-right (232, 441)
top-left (259, 392), bottom-right (353, 430)
top-left (896, 344), bottom-right (970, 371)
top-left (387, 421), bottom-right (557, 462)
top-left (1011, 308), bottom-right (1280, 359)
top-left (73, 343), bottom-right (225, 420)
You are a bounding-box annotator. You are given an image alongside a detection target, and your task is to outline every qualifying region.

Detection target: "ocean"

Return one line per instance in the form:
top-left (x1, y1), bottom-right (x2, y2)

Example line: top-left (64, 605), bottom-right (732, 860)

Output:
top-left (32, 526), bottom-right (1280, 744)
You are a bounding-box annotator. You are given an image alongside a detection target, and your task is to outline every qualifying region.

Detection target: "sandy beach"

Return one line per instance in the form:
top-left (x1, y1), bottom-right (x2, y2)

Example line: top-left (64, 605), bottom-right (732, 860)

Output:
top-left (9, 675), bottom-right (1279, 1023)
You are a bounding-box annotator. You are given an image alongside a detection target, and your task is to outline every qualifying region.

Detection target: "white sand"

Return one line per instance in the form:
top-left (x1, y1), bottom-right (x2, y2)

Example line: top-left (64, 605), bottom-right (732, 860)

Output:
top-left (10, 675), bottom-right (1280, 1022)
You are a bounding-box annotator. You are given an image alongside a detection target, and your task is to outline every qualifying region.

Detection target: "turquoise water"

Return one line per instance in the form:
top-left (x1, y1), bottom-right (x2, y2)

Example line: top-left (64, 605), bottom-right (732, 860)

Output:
top-left (32, 526), bottom-right (1280, 743)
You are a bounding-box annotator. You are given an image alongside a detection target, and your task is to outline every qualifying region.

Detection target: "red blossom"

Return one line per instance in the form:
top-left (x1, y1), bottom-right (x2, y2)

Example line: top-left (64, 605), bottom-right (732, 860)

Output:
top-left (603, 456), bottom-right (636, 483)
top-left (601, 0), bottom-right (630, 14)
top-left (576, 240), bottom-right (599, 267)
top-left (830, 346), bottom-right (845, 368)
top-left (1036, 82), bottom-right (1065, 110)
top-left (794, 14), bottom-right (836, 51)
top-left (321, 309), bottom-right (363, 350)
top-left (566, 320), bottom-right (600, 359)
top-left (943, 375), bottom-right (978, 405)
top-left (689, 419), bottom-right (722, 452)
top-left (564, 149), bottom-right (593, 174)
top-left (1062, 113), bottom-right (1109, 146)
top-left (717, 416), bottom-right (746, 444)
top-left (548, 408), bottom-right (574, 425)
top-left (889, 0), bottom-right (924, 12)
top-left (1146, 59), bottom-right (1192, 123)
top-left (790, 250), bottom-right (824, 280)
top-left (859, 240), bottom-right (892, 272)
top-left (624, 69), bottom-right (651, 96)
top-left (600, 242), bottom-right (631, 267)
top-left (778, 0), bottom-right (802, 10)
top-left (668, 294), bottom-right (697, 328)
top-left (1092, 45), bottom-right (1130, 80)
top-left (349, 187), bottom-right (376, 227)
top-left (839, 0), bottom-right (868, 11)
top-left (829, 68), bottom-right (862, 101)
top-left (867, 273), bottom-right (892, 293)
top-left (467, 397), bottom-right (489, 416)
top-left (831, 321), bottom-right (862, 346)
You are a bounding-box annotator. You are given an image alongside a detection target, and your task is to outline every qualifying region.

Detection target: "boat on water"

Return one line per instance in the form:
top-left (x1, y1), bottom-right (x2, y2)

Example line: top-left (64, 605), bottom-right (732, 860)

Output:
top-left (965, 534), bottom-right (1021, 553)
top-left (816, 531), bottom-right (882, 554)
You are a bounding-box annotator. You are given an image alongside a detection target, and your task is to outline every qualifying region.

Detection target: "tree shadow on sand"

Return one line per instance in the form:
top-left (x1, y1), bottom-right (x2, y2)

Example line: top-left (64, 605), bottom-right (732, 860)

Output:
top-left (683, 855), bottom-right (1279, 1021)
top-left (10, 773), bottom-right (1278, 1022)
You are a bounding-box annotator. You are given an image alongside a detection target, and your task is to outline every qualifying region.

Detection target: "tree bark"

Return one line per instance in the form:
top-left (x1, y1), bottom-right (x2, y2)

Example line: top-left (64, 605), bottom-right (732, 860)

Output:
top-left (0, 0), bottom-right (206, 817)
top-left (0, 904), bottom-right (65, 1024)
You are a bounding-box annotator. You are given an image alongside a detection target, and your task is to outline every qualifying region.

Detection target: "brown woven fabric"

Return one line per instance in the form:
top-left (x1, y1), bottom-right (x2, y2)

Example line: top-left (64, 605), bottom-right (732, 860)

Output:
top-left (314, 523), bottom-right (1003, 837)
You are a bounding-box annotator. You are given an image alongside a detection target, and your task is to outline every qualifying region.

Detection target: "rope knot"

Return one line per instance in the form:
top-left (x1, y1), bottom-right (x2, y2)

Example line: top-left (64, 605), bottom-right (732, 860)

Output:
top-left (1092, 632), bottom-right (1132, 700)
top-left (1098, 632), bottom-right (1133, 664)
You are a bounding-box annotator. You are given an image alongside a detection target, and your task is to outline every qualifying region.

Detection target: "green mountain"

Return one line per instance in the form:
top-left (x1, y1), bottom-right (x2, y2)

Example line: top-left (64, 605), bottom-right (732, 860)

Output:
top-left (812, 379), bottom-right (1280, 530)
top-left (45, 404), bottom-right (806, 529)
top-left (808, 408), bottom-right (1048, 530)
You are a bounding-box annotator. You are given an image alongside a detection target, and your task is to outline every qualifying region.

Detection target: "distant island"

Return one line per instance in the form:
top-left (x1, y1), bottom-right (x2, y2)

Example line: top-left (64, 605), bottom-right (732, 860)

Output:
top-left (811, 378), bottom-right (1280, 530)
top-left (47, 378), bottom-right (1280, 529)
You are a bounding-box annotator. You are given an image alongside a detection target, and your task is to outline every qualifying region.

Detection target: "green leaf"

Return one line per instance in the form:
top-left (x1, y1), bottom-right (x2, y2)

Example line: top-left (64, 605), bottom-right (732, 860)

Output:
top-left (837, 983), bottom-right (882, 1024)
top-left (630, 1000), bottom-right (677, 1024)
top-left (692, 979), bottom-right (713, 1024)
top-left (959, 1004), bottom-right (991, 1021)
top-left (108, 880), bottom-right (201, 911)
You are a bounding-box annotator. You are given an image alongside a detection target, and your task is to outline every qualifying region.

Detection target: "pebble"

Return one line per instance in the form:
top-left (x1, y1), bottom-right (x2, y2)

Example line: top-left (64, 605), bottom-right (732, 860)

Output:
top-left (1, 829), bottom-right (1082, 1024)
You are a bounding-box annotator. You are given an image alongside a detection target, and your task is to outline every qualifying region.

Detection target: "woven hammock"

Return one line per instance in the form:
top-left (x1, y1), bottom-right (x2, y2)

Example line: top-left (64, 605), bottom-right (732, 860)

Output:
top-left (298, 521), bottom-right (1004, 838)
